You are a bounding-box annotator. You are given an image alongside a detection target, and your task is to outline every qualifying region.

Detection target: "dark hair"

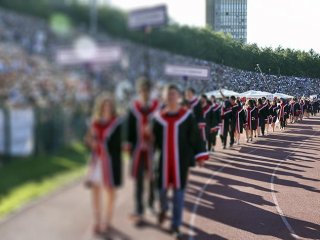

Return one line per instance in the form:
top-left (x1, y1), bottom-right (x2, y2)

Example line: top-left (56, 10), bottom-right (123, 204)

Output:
top-left (136, 76), bottom-right (152, 91)
top-left (167, 84), bottom-right (181, 93)
top-left (186, 87), bottom-right (196, 95)
top-left (248, 99), bottom-right (254, 108)
top-left (224, 100), bottom-right (231, 108)
top-left (258, 98), bottom-right (263, 105)
top-left (230, 96), bottom-right (236, 101)
top-left (180, 99), bottom-right (189, 107)
top-left (201, 94), bottom-right (208, 100)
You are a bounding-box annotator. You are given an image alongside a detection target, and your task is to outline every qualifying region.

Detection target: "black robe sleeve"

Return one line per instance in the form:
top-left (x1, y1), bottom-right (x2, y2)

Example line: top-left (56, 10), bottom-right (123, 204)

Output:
top-left (106, 119), bottom-right (123, 187)
top-left (187, 114), bottom-right (207, 166)
top-left (210, 107), bottom-right (221, 133)
top-left (193, 101), bottom-right (205, 124)
top-left (240, 108), bottom-right (246, 125)
top-left (126, 110), bottom-right (137, 154)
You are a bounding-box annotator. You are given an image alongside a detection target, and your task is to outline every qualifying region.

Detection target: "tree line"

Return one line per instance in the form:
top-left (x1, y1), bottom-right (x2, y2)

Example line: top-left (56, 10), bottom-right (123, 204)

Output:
top-left (1, 0), bottom-right (320, 79)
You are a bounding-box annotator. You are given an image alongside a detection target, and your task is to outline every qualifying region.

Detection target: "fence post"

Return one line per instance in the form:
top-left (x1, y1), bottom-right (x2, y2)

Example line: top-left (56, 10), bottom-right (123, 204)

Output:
top-left (3, 107), bottom-right (11, 162)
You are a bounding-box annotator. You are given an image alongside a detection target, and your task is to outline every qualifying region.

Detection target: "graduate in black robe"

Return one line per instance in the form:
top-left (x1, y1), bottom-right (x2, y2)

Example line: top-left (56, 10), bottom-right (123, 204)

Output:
top-left (84, 93), bottom-right (123, 235)
top-left (200, 94), bottom-right (214, 150)
top-left (253, 99), bottom-right (259, 138)
top-left (289, 99), bottom-right (295, 123)
top-left (153, 84), bottom-right (208, 239)
top-left (245, 99), bottom-right (258, 142)
top-left (126, 78), bottom-right (159, 222)
top-left (228, 96), bottom-right (238, 147)
top-left (305, 99), bottom-right (311, 118)
top-left (299, 99), bottom-right (305, 121)
top-left (257, 98), bottom-right (268, 136)
top-left (284, 100), bottom-right (291, 127)
top-left (269, 100), bottom-right (279, 132)
top-left (266, 99), bottom-right (272, 134)
top-left (293, 98), bottom-right (301, 122)
top-left (185, 88), bottom-right (206, 144)
top-left (311, 100), bottom-right (319, 116)
top-left (220, 100), bottom-right (233, 149)
top-left (235, 100), bottom-right (246, 145)
top-left (209, 95), bottom-right (222, 152)
top-left (278, 98), bottom-right (288, 130)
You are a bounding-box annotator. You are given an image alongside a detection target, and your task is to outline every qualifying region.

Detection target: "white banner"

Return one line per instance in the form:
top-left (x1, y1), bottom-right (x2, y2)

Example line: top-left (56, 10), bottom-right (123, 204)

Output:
top-left (0, 109), bottom-right (4, 154)
top-left (9, 108), bottom-right (35, 156)
top-left (56, 46), bottom-right (122, 65)
top-left (164, 64), bottom-right (211, 80)
top-left (128, 5), bottom-right (167, 30)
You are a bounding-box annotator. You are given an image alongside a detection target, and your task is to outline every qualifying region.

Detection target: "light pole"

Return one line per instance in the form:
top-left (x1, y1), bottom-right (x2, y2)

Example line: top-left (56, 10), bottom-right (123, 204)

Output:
top-left (256, 64), bottom-right (271, 93)
top-left (90, 0), bottom-right (98, 35)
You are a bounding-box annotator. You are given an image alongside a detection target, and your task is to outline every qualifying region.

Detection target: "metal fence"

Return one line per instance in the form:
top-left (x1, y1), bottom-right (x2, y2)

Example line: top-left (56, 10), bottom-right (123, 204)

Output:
top-left (0, 104), bottom-right (89, 162)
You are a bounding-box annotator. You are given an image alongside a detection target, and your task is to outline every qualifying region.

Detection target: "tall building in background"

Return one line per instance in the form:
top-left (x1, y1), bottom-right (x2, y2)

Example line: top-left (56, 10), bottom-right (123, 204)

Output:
top-left (206, 0), bottom-right (247, 43)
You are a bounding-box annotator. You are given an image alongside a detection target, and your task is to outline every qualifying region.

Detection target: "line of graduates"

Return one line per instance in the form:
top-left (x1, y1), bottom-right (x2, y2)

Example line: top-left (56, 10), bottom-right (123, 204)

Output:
top-left (300, 98), bottom-right (320, 118)
top-left (185, 93), bottom-right (318, 150)
top-left (83, 76), bottom-right (318, 239)
top-left (84, 78), bottom-right (209, 240)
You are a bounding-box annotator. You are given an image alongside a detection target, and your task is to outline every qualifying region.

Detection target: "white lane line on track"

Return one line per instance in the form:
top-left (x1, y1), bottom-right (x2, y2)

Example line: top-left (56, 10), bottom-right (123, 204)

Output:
top-left (270, 129), bottom-right (319, 240)
top-left (188, 122), bottom-right (319, 240)
top-left (188, 147), bottom-right (259, 240)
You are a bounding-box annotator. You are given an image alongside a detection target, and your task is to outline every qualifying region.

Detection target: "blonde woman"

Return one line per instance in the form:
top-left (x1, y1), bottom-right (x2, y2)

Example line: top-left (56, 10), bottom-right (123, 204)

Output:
top-left (85, 93), bottom-right (122, 235)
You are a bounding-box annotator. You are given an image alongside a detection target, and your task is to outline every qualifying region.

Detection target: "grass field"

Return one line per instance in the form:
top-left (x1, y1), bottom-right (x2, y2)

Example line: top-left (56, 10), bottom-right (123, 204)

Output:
top-left (0, 143), bottom-right (88, 219)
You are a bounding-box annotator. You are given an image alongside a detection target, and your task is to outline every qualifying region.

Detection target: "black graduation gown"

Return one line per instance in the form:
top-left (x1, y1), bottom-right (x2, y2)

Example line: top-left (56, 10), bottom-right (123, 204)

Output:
top-left (284, 104), bottom-right (290, 120)
top-left (126, 99), bottom-right (159, 178)
top-left (188, 97), bottom-right (206, 144)
top-left (246, 107), bottom-right (258, 130)
top-left (314, 101), bottom-right (319, 113)
top-left (300, 102), bottom-right (305, 114)
top-left (311, 101), bottom-right (318, 115)
top-left (236, 105), bottom-right (246, 134)
top-left (188, 97), bottom-right (205, 124)
top-left (278, 103), bottom-right (288, 120)
top-left (230, 103), bottom-right (238, 131)
top-left (220, 106), bottom-right (232, 138)
top-left (210, 103), bottom-right (222, 134)
top-left (289, 102), bottom-right (295, 116)
top-left (258, 104), bottom-right (268, 127)
top-left (265, 103), bottom-right (271, 120)
top-left (89, 118), bottom-right (123, 188)
top-left (294, 102), bottom-right (300, 116)
top-left (305, 100), bottom-right (311, 113)
top-left (267, 104), bottom-right (273, 124)
top-left (153, 108), bottom-right (208, 190)
top-left (202, 104), bottom-right (213, 143)
top-left (270, 105), bottom-right (278, 123)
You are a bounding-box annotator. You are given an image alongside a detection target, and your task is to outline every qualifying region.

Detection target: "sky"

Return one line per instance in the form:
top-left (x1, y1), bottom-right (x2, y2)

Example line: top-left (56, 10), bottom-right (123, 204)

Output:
top-left (108, 0), bottom-right (320, 53)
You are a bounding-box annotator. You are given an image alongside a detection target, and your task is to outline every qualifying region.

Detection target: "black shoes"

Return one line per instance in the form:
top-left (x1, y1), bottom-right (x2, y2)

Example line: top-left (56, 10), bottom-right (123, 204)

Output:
top-left (158, 211), bottom-right (166, 225)
top-left (171, 227), bottom-right (182, 240)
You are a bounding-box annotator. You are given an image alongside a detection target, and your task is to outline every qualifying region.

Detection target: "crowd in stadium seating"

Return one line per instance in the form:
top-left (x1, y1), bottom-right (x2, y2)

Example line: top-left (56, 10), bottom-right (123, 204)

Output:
top-left (0, 8), bottom-right (319, 110)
